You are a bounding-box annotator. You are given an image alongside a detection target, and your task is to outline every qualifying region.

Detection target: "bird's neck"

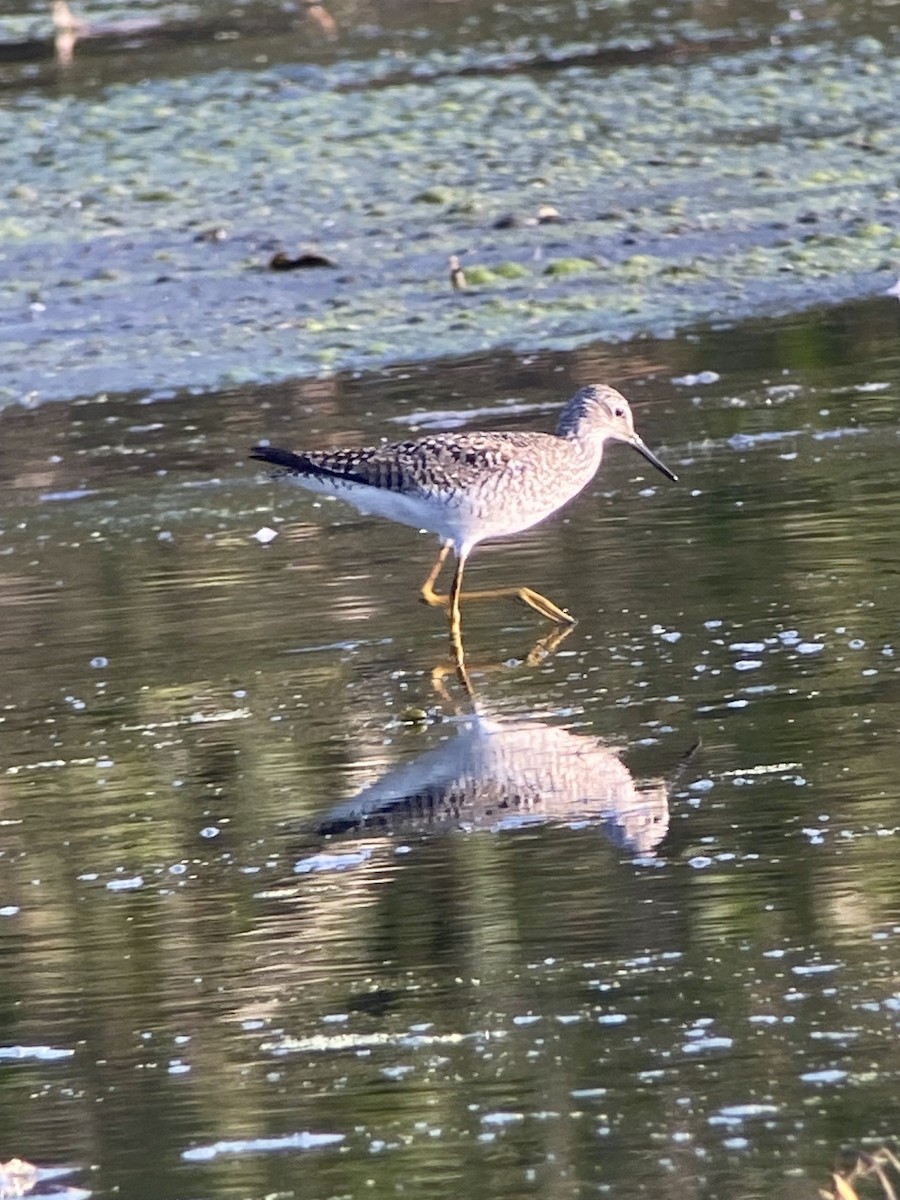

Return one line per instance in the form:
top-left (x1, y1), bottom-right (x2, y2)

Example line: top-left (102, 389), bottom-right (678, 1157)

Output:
top-left (559, 428), bottom-right (606, 482)
top-left (554, 401), bottom-right (589, 440)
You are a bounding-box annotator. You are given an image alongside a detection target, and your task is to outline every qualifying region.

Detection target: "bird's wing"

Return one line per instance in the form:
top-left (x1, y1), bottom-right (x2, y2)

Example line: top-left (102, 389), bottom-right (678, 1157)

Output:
top-left (250, 433), bottom-right (549, 495)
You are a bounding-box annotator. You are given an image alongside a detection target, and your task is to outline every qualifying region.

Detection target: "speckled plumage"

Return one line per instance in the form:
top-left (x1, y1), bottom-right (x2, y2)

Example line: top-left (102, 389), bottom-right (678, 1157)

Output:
top-left (250, 384), bottom-right (677, 632)
top-left (250, 384), bottom-right (675, 553)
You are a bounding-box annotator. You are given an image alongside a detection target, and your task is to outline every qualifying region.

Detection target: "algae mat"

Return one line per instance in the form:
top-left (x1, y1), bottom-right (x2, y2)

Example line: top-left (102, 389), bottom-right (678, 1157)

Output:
top-left (2, 22), bottom-right (899, 403)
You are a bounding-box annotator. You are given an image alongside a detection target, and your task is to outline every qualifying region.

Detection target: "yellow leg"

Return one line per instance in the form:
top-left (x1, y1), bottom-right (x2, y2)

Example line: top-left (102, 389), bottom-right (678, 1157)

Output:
top-left (420, 542), bottom-right (576, 626)
top-left (449, 617), bottom-right (474, 699)
top-left (448, 553), bottom-right (465, 643)
top-left (503, 586), bottom-right (576, 625)
top-left (420, 542), bottom-right (453, 606)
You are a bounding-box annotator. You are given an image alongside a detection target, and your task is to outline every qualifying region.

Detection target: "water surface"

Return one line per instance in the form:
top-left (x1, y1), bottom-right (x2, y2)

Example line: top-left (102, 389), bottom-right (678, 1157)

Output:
top-left (1, 298), bottom-right (900, 1198)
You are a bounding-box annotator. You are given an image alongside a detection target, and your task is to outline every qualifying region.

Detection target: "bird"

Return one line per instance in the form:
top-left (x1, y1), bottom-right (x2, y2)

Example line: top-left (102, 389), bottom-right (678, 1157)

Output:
top-left (448, 254), bottom-right (467, 291)
top-left (310, 710), bottom-right (671, 856)
top-left (250, 384), bottom-right (677, 637)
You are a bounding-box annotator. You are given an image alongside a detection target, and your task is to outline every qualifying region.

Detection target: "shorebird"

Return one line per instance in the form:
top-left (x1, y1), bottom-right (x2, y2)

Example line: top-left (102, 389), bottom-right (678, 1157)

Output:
top-left (312, 711), bottom-right (671, 855)
top-left (250, 383), bottom-right (677, 636)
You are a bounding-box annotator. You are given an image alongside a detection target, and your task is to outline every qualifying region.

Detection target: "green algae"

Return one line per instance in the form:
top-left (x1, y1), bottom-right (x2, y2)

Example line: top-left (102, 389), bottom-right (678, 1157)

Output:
top-left (462, 262), bottom-right (532, 285)
top-left (542, 258), bottom-right (598, 278)
top-left (1, 30), bottom-right (899, 403)
top-left (491, 262), bottom-right (531, 280)
top-left (456, 265), bottom-right (493, 285)
top-left (412, 187), bottom-right (455, 205)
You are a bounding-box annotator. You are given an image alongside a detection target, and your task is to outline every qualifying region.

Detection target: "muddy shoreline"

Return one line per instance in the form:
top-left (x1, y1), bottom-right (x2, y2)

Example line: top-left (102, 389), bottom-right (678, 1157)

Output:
top-left (2, 11), bottom-right (899, 405)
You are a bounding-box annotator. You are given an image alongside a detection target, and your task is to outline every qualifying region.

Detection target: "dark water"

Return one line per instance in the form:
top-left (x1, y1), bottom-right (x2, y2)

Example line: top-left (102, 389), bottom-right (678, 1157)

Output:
top-left (2, 298), bottom-right (900, 1198)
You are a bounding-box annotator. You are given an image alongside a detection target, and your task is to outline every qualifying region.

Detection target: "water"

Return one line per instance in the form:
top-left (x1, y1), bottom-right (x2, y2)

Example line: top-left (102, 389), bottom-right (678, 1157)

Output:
top-left (1, 298), bottom-right (900, 1197)
top-left (3, 0), bottom-right (900, 1194)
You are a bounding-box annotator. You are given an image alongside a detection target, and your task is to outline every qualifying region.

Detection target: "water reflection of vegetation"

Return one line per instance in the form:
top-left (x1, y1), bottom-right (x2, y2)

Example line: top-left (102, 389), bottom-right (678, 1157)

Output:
top-left (1, 306), bottom-right (900, 1194)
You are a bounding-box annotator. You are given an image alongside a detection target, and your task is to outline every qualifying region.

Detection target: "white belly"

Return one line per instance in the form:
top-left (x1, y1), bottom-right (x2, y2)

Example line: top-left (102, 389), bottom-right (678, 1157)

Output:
top-left (284, 473), bottom-right (468, 545)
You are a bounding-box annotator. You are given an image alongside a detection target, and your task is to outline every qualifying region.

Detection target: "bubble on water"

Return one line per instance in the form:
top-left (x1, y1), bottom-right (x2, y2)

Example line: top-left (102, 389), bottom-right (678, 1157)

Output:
top-left (107, 875), bottom-right (143, 892)
top-left (182, 1132), bottom-right (345, 1160)
top-left (683, 1035), bottom-right (733, 1053)
top-left (294, 849), bottom-right (372, 873)
top-left (799, 1069), bottom-right (847, 1085)
top-left (481, 1111), bottom-right (525, 1126)
top-left (672, 370), bottom-right (720, 386)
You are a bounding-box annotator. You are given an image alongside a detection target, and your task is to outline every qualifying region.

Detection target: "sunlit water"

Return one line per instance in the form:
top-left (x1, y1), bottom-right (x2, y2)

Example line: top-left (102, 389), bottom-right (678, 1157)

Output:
top-left (1, 300), bottom-right (899, 1198)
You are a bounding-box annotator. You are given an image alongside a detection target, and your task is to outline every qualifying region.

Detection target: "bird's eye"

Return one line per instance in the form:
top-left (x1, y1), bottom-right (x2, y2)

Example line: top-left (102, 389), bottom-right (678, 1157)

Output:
top-left (613, 406), bottom-right (625, 418)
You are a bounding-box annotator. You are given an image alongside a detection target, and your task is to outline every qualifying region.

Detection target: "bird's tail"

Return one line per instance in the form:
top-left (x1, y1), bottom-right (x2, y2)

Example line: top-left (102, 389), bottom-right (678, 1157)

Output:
top-left (249, 444), bottom-right (366, 484)
top-left (249, 445), bottom-right (310, 472)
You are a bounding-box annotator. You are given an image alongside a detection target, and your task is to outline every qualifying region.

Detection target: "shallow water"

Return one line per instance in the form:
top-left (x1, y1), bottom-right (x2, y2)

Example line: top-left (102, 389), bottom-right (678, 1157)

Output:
top-left (1, 297), bottom-right (900, 1198)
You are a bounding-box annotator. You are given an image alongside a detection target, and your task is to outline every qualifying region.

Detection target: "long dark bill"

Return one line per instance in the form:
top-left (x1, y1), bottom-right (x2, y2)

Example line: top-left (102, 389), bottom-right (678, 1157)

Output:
top-left (630, 435), bottom-right (678, 483)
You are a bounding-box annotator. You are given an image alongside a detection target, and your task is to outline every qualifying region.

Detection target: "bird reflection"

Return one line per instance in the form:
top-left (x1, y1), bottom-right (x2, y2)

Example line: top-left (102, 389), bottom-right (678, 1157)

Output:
top-left (51, 0), bottom-right (166, 64)
top-left (51, 0), bottom-right (84, 64)
top-left (445, 620), bottom-right (574, 699)
top-left (312, 710), bottom-right (676, 856)
top-left (298, 0), bottom-right (338, 40)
